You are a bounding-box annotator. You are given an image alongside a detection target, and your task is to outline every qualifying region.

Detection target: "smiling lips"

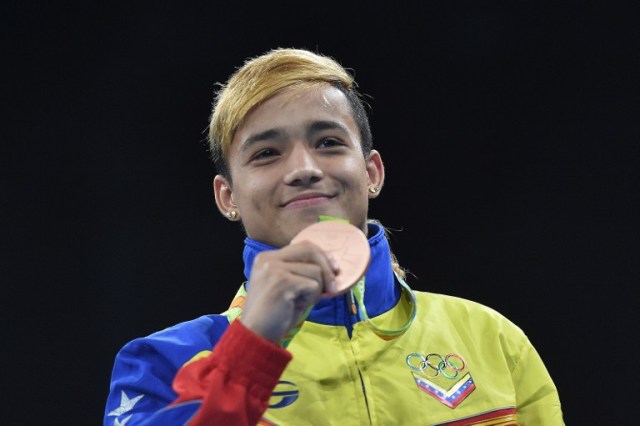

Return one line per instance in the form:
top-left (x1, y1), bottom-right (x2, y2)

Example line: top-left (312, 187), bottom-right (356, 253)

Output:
top-left (284, 193), bottom-right (332, 208)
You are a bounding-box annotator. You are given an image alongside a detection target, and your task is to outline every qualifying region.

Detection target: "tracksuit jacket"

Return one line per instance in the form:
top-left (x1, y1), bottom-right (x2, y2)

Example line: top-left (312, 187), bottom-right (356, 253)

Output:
top-left (104, 223), bottom-right (564, 425)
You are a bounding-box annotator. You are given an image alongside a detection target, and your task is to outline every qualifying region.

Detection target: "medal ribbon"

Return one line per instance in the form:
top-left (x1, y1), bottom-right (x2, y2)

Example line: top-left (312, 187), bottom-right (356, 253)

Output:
top-left (350, 273), bottom-right (417, 340)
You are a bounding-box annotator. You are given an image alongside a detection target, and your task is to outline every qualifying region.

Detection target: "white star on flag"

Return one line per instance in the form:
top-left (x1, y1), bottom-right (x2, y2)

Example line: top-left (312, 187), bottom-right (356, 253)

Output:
top-left (108, 390), bottom-right (144, 417)
top-left (115, 414), bottom-right (133, 426)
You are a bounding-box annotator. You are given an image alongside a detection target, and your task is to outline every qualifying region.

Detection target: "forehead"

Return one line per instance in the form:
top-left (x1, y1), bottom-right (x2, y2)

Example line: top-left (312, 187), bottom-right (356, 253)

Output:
top-left (233, 85), bottom-right (357, 142)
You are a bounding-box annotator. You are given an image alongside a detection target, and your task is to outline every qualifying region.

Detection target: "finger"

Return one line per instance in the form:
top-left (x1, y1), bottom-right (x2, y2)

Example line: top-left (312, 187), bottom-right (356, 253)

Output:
top-left (281, 262), bottom-right (333, 294)
top-left (279, 241), bottom-right (339, 293)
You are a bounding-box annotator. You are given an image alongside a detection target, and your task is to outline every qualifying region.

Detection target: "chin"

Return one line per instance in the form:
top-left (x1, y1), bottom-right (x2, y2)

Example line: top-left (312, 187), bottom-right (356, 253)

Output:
top-left (289, 216), bottom-right (319, 233)
top-left (283, 209), bottom-right (354, 238)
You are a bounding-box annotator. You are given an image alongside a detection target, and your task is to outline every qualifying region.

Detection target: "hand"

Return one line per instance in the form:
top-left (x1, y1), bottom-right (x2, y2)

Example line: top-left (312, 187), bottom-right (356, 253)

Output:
top-left (239, 241), bottom-right (339, 344)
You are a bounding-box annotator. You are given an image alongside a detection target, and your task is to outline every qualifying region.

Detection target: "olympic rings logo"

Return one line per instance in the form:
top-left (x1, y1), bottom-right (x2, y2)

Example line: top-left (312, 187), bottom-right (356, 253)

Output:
top-left (406, 353), bottom-right (467, 379)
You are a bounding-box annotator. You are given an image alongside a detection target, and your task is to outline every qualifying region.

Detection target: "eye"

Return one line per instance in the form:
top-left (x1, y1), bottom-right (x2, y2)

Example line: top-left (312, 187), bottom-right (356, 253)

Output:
top-left (317, 137), bottom-right (343, 149)
top-left (251, 148), bottom-right (279, 161)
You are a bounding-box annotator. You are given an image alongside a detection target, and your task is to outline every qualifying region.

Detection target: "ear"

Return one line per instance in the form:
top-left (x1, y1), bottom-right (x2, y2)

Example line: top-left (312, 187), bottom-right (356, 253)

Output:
top-left (213, 175), bottom-right (239, 219)
top-left (366, 149), bottom-right (385, 198)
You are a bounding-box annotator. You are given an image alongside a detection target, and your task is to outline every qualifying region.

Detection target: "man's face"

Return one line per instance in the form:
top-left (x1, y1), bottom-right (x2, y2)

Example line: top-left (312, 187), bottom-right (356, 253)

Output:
top-left (213, 84), bottom-right (384, 248)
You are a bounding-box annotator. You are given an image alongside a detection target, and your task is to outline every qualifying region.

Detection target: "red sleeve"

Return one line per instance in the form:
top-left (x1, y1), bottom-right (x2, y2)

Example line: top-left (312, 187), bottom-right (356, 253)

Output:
top-left (171, 320), bottom-right (292, 426)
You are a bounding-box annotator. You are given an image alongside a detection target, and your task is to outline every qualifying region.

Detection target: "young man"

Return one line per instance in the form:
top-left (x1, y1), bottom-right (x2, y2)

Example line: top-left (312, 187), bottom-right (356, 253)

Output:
top-left (104, 48), bottom-right (564, 425)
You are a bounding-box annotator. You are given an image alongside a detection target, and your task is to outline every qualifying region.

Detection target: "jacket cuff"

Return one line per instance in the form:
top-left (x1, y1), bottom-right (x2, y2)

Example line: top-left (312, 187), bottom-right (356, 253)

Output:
top-left (216, 320), bottom-right (292, 396)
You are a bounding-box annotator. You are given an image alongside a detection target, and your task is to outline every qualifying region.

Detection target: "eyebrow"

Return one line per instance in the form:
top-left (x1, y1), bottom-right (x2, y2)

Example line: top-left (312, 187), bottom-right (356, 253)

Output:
top-left (240, 128), bottom-right (286, 152)
top-left (307, 120), bottom-right (349, 136)
top-left (239, 120), bottom-right (349, 152)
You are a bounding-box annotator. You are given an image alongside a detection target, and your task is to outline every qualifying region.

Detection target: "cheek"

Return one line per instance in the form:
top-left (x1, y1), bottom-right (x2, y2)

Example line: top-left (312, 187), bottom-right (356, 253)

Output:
top-left (243, 179), bottom-right (270, 212)
top-left (250, 197), bottom-right (264, 213)
top-left (337, 158), bottom-right (369, 185)
top-left (356, 168), bottom-right (373, 192)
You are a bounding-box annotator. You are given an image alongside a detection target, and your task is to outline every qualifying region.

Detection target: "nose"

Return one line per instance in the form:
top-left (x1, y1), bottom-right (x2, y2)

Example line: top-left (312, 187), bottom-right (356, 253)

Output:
top-left (283, 145), bottom-right (323, 186)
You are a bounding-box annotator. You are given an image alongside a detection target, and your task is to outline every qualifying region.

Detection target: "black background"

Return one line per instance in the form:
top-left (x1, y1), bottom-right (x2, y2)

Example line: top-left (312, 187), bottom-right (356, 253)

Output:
top-left (3, 1), bottom-right (639, 424)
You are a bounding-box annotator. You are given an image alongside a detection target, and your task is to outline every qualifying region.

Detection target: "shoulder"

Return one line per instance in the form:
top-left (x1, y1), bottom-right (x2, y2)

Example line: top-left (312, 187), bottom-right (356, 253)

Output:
top-left (415, 291), bottom-right (506, 315)
top-left (413, 290), bottom-right (528, 341)
top-left (411, 290), bottom-right (536, 371)
top-left (115, 314), bottom-right (230, 369)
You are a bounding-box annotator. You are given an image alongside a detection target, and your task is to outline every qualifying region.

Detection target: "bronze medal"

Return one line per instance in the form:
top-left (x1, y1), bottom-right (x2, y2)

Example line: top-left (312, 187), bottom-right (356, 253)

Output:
top-left (291, 221), bottom-right (371, 297)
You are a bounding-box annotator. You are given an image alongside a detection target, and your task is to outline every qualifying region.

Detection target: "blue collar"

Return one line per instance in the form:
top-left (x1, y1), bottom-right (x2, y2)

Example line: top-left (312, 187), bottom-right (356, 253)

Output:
top-left (242, 222), bottom-right (401, 327)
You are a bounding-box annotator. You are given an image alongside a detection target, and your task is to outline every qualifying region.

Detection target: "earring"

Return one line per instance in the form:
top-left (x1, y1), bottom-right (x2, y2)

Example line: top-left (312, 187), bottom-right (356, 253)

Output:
top-left (369, 186), bottom-right (379, 193)
top-left (226, 210), bottom-right (238, 220)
